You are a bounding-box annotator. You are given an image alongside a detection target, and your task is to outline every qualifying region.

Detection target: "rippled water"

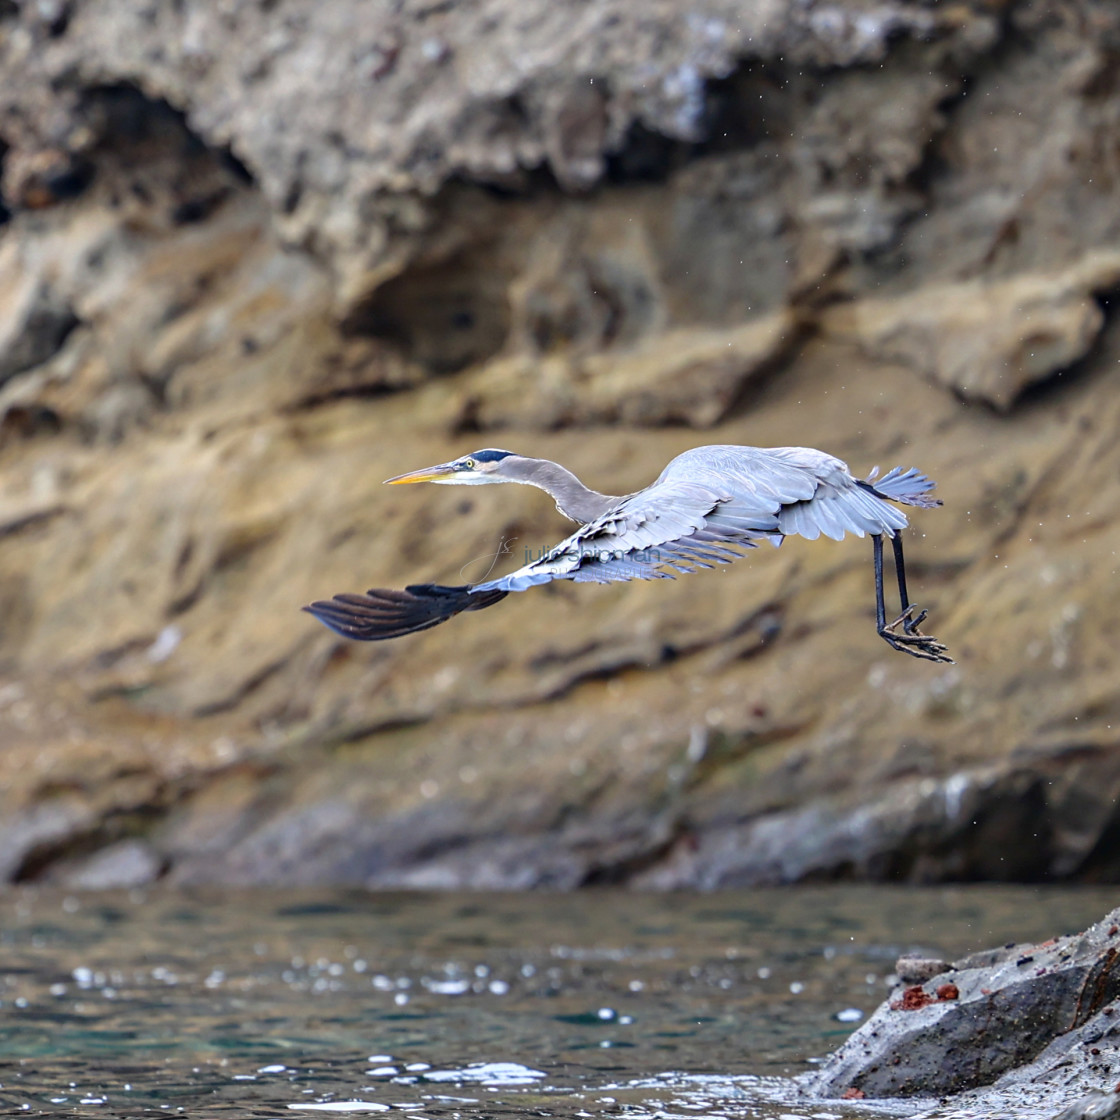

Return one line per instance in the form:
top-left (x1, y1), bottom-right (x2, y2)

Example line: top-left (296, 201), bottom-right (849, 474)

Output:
top-left (0, 885), bottom-right (1114, 1118)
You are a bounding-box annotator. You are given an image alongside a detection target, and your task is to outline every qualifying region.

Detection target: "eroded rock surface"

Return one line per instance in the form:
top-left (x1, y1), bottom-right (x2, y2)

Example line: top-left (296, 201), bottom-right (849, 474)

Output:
top-left (801, 909), bottom-right (1120, 1114)
top-left (0, 0), bottom-right (1116, 888)
top-left (803, 910), bottom-right (1120, 1098)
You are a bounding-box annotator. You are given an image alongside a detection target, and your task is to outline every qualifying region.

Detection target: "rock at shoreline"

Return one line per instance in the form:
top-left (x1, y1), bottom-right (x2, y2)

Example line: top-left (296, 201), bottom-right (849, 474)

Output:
top-left (801, 909), bottom-right (1120, 1110)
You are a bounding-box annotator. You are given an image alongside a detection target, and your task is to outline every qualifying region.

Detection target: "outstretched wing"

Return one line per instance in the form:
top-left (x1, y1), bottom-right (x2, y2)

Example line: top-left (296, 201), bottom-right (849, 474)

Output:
top-left (658, 445), bottom-right (912, 542)
top-left (473, 473), bottom-right (775, 593)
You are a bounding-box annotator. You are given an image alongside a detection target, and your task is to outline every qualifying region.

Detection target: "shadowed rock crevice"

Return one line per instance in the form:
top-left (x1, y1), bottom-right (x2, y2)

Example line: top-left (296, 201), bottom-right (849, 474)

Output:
top-left (1010, 285), bottom-right (1120, 414)
top-left (61, 82), bottom-right (253, 224)
top-left (12, 808), bottom-right (167, 885)
top-left (342, 240), bottom-right (515, 378)
top-left (1072, 806), bottom-right (1120, 883)
top-left (0, 136), bottom-right (11, 226)
top-left (0, 286), bottom-right (80, 390)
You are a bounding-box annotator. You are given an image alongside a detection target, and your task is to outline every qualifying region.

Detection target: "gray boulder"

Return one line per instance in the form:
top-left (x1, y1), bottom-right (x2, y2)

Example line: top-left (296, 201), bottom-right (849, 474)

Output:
top-left (801, 908), bottom-right (1120, 1101)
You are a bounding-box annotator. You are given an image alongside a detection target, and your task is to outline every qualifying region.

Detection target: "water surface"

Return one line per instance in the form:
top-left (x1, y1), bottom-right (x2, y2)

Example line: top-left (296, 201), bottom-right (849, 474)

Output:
top-left (0, 885), bottom-right (1113, 1118)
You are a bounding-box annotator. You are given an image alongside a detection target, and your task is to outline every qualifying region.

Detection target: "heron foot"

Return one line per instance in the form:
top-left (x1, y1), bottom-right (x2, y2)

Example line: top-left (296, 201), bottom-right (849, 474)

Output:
top-left (878, 605), bottom-right (954, 664)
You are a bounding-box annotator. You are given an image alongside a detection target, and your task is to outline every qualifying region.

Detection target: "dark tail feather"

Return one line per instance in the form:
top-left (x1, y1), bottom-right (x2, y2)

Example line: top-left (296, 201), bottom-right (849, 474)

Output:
top-left (303, 583), bottom-right (509, 641)
top-left (859, 466), bottom-right (942, 509)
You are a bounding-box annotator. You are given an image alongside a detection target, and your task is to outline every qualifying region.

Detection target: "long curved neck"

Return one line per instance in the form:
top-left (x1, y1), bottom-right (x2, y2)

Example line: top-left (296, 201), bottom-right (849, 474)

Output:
top-left (507, 458), bottom-right (620, 523)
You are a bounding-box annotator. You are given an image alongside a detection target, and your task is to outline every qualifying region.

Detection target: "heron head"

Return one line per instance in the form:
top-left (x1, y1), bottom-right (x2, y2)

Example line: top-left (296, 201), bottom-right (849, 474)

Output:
top-left (384, 448), bottom-right (518, 486)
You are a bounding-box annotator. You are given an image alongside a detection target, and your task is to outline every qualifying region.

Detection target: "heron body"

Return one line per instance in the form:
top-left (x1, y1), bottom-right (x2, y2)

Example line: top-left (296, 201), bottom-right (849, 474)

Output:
top-left (305, 445), bottom-right (952, 662)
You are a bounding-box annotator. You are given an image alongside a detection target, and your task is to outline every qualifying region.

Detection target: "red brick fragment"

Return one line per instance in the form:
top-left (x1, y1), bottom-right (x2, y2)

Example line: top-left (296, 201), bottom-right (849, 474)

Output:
top-left (936, 983), bottom-right (960, 1001)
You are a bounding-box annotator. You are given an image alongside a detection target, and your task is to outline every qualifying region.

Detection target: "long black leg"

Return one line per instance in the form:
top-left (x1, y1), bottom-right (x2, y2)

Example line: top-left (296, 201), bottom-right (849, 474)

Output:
top-left (891, 532), bottom-right (910, 613)
top-left (874, 532), bottom-right (952, 663)
top-left (873, 534), bottom-right (887, 631)
top-left (890, 532), bottom-right (928, 635)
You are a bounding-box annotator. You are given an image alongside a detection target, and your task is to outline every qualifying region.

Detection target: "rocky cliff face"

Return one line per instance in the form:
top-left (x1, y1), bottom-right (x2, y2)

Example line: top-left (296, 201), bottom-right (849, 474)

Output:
top-left (0, 0), bottom-right (1118, 889)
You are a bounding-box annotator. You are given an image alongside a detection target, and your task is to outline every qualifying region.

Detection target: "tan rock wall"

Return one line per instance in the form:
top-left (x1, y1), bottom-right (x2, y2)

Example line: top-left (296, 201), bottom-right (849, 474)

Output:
top-left (0, 0), bottom-right (1116, 888)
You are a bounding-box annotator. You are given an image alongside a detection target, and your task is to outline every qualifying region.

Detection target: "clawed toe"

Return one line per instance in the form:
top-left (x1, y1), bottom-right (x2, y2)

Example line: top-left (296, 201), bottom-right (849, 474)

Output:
top-left (902, 607), bottom-right (927, 635)
top-left (883, 604), bottom-right (919, 633)
top-left (878, 605), bottom-right (953, 663)
top-left (879, 629), bottom-right (954, 663)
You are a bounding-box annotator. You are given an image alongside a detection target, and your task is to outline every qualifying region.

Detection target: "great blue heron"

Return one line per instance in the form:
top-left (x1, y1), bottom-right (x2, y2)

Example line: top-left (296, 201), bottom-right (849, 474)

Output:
top-left (305, 445), bottom-right (952, 663)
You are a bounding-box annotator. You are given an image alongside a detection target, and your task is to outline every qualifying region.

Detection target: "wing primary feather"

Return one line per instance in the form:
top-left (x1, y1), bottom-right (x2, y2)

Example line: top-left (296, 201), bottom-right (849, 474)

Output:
top-left (304, 583), bottom-right (508, 640)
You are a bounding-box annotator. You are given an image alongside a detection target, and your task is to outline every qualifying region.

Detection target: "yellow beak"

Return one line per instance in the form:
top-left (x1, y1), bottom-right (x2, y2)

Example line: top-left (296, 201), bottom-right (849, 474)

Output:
top-left (384, 463), bottom-right (457, 485)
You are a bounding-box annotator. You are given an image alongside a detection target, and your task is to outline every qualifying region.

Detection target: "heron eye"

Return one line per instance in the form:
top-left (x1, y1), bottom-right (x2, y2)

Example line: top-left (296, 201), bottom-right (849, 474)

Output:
top-left (462, 458), bottom-right (475, 469)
